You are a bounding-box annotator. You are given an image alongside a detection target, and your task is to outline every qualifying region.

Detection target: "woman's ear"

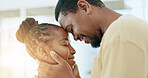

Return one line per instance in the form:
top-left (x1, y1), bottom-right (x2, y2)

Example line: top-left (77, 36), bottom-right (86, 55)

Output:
top-left (37, 45), bottom-right (48, 59)
top-left (77, 0), bottom-right (92, 15)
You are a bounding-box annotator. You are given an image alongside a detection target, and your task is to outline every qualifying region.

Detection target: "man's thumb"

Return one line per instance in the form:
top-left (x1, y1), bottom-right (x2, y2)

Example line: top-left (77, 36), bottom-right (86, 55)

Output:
top-left (73, 64), bottom-right (81, 78)
top-left (50, 51), bottom-right (66, 65)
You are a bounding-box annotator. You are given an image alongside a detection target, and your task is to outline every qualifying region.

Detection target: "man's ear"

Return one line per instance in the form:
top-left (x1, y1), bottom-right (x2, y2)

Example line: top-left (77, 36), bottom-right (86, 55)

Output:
top-left (37, 45), bottom-right (48, 59)
top-left (77, 0), bottom-right (92, 15)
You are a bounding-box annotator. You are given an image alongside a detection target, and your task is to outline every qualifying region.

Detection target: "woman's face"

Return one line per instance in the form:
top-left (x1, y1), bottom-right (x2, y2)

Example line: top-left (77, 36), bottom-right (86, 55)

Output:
top-left (43, 27), bottom-right (76, 67)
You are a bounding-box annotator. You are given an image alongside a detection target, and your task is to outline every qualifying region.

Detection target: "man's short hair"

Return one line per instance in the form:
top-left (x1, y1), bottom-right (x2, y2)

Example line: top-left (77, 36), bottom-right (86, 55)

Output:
top-left (55, 0), bottom-right (105, 21)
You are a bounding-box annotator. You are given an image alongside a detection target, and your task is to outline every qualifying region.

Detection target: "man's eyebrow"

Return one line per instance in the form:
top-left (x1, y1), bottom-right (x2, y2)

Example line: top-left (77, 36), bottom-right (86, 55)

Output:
top-left (59, 38), bottom-right (68, 42)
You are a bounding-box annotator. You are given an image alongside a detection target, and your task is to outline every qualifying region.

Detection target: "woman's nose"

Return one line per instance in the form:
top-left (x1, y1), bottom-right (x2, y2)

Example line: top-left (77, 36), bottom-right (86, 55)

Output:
top-left (69, 45), bottom-right (76, 55)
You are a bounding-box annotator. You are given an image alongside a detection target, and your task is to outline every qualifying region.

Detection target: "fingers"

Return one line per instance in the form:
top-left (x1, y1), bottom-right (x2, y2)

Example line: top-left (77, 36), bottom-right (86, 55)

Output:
top-left (38, 61), bottom-right (57, 72)
top-left (38, 71), bottom-right (50, 78)
top-left (38, 61), bottom-right (52, 67)
top-left (73, 64), bottom-right (81, 78)
top-left (73, 64), bottom-right (79, 74)
top-left (38, 61), bottom-right (54, 77)
top-left (38, 62), bottom-right (51, 73)
top-left (50, 51), bottom-right (67, 65)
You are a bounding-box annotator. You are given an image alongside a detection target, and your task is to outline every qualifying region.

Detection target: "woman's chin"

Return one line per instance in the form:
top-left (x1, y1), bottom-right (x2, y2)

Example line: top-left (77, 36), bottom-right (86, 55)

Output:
top-left (68, 59), bottom-right (75, 68)
top-left (69, 64), bottom-right (74, 68)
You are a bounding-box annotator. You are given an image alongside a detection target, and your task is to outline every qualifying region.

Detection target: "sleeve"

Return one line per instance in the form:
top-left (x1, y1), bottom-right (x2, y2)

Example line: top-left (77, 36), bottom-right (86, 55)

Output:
top-left (100, 40), bottom-right (147, 78)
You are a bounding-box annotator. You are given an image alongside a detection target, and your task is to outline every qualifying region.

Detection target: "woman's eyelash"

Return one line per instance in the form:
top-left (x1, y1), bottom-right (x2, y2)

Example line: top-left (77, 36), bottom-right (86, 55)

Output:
top-left (63, 45), bottom-right (68, 46)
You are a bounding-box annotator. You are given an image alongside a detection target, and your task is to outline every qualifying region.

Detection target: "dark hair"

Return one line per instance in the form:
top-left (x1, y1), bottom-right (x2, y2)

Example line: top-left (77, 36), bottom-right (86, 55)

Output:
top-left (55, 0), bottom-right (105, 21)
top-left (16, 18), bottom-right (60, 60)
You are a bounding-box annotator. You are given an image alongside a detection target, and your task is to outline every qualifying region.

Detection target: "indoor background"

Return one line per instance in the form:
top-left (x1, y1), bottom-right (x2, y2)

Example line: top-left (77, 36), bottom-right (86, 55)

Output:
top-left (0, 0), bottom-right (148, 78)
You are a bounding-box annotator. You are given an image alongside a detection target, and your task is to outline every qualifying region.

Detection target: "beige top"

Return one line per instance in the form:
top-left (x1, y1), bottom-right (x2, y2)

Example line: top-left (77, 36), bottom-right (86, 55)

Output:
top-left (91, 14), bottom-right (148, 78)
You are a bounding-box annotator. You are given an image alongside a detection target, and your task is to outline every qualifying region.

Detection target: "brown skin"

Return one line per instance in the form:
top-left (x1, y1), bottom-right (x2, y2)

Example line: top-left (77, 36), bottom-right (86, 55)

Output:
top-left (58, 0), bottom-right (122, 46)
top-left (38, 0), bottom-right (122, 78)
top-left (38, 51), bottom-right (80, 78)
top-left (37, 27), bottom-right (76, 68)
top-left (37, 27), bottom-right (80, 78)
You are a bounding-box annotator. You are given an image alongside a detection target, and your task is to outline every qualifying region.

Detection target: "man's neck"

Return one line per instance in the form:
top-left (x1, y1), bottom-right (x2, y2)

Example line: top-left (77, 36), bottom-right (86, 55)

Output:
top-left (99, 7), bottom-right (122, 34)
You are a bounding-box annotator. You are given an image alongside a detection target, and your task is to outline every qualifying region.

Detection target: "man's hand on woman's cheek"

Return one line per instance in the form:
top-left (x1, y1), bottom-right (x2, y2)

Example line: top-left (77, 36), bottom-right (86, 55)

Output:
top-left (37, 51), bottom-right (80, 78)
top-left (73, 64), bottom-right (81, 78)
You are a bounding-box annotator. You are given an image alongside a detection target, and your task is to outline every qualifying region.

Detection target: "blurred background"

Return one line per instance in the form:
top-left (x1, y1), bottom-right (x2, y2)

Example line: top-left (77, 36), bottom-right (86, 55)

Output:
top-left (0, 0), bottom-right (148, 78)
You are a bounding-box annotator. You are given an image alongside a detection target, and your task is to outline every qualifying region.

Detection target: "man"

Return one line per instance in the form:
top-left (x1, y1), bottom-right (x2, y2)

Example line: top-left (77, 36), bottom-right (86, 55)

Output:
top-left (38, 0), bottom-right (148, 78)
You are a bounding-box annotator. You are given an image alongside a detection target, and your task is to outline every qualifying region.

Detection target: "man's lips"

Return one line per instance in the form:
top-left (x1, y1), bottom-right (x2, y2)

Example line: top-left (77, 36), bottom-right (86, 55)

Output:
top-left (79, 35), bottom-right (83, 41)
top-left (74, 34), bottom-right (91, 43)
top-left (79, 35), bottom-right (86, 41)
top-left (79, 36), bottom-right (91, 43)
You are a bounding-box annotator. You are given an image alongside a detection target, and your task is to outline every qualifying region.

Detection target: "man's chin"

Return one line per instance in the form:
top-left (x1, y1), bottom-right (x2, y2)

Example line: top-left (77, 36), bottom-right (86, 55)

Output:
top-left (91, 42), bottom-right (100, 48)
top-left (84, 40), bottom-right (100, 48)
top-left (90, 39), bottom-right (101, 48)
top-left (83, 34), bottom-right (101, 48)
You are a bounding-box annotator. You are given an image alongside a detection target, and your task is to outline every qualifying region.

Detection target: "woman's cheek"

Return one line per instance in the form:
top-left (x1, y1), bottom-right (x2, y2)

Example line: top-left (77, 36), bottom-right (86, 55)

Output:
top-left (55, 46), bottom-right (69, 60)
top-left (61, 46), bottom-right (69, 60)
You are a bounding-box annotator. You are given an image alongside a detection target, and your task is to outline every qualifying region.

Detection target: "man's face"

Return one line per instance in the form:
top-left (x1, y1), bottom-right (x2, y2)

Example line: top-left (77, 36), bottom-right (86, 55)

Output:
top-left (58, 11), bottom-right (103, 48)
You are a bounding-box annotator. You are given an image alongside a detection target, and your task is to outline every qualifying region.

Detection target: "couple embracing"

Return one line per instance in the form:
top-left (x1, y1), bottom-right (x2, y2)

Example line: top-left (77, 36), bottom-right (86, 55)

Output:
top-left (16, 0), bottom-right (148, 78)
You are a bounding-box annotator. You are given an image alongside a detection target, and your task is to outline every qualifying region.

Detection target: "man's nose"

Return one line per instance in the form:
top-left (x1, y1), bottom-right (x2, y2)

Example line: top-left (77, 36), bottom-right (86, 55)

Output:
top-left (74, 35), bottom-right (79, 41)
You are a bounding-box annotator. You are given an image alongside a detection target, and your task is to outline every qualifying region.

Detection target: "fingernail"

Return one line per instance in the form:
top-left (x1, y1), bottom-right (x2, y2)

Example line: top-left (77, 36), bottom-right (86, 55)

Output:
top-left (50, 51), bottom-right (55, 56)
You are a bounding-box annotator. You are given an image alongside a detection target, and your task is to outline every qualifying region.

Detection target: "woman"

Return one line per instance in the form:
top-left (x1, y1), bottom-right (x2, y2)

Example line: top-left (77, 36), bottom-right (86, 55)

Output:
top-left (16, 18), bottom-right (78, 77)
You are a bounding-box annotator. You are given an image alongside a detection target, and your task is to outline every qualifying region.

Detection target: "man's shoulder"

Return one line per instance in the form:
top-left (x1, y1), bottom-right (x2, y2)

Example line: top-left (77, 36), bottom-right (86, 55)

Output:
top-left (120, 14), bottom-right (148, 26)
top-left (118, 14), bottom-right (148, 40)
top-left (101, 14), bottom-right (148, 46)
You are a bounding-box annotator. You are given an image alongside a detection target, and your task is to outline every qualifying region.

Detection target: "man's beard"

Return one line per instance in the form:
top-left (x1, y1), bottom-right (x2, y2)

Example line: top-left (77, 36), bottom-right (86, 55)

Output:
top-left (90, 30), bottom-right (103, 48)
top-left (90, 34), bottom-right (101, 48)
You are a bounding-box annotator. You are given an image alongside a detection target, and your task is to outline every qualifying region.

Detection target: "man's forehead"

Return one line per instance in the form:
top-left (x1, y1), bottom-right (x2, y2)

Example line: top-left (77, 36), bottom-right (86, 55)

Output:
top-left (58, 13), bottom-right (65, 28)
top-left (58, 13), bottom-right (62, 24)
top-left (58, 13), bottom-right (71, 29)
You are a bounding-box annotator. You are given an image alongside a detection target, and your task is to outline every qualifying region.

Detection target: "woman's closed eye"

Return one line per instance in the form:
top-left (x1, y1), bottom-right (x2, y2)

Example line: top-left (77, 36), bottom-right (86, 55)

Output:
top-left (63, 44), bottom-right (68, 46)
top-left (61, 40), bottom-right (69, 47)
top-left (64, 41), bottom-right (69, 46)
